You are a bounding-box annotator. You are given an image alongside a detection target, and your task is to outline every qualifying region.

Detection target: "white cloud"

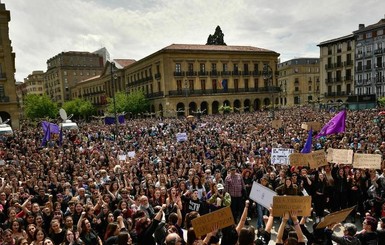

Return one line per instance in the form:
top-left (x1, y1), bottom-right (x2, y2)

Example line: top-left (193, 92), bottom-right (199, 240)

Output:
top-left (2, 0), bottom-right (385, 81)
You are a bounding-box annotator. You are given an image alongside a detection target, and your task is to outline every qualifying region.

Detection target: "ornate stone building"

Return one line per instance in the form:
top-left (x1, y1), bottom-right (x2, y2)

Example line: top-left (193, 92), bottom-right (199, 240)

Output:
top-left (0, 2), bottom-right (19, 127)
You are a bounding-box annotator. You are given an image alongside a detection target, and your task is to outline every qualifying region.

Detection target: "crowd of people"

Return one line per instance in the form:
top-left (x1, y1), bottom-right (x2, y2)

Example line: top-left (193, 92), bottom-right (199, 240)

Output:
top-left (1, 106), bottom-right (385, 245)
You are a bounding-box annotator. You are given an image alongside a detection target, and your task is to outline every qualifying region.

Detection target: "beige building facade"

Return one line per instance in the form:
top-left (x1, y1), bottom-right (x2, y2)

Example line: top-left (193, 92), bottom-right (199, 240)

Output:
top-left (124, 44), bottom-right (280, 116)
top-left (0, 2), bottom-right (19, 128)
top-left (277, 58), bottom-right (321, 107)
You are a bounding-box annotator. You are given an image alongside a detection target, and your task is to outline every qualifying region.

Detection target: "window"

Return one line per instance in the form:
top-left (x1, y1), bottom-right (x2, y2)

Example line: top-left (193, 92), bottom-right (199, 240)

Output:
top-left (234, 79), bottom-right (238, 91)
top-left (233, 64), bottom-right (238, 72)
top-left (201, 79), bottom-right (206, 91)
top-left (176, 80), bottom-right (182, 92)
top-left (189, 79), bottom-right (194, 91)
top-left (200, 63), bottom-right (205, 72)
top-left (243, 64), bottom-right (249, 72)
top-left (308, 86), bottom-right (312, 92)
top-left (211, 63), bottom-right (217, 71)
top-left (222, 63), bottom-right (228, 72)
top-left (212, 79), bottom-right (217, 91)
top-left (175, 63), bottom-right (181, 72)
top-left (244, 79), bottom-right (249, 90)
top-left (188, 63), bottom-right (194, 72)
top-left (253, 64), bottom-right (258, 72)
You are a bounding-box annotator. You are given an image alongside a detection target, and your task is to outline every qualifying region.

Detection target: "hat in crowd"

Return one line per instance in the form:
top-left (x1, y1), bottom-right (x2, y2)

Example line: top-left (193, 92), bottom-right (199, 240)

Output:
top-left (217, 183), bottom-right (224, 190)
top-left (365, 216), bottom-right (378, 230)
top-left (230, 165), bottom-right (236, 170)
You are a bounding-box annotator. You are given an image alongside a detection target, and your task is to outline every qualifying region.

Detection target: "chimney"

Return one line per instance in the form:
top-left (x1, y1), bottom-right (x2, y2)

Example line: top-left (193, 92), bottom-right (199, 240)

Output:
top-left (359, 24), bottom-right (365, 29)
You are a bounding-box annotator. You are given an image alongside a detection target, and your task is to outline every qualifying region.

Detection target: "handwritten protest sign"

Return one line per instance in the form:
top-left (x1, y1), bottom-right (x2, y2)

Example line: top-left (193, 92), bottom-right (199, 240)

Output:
top-left (353, 153), bottom-right (381, 169)
top-left (301, 122), bottom-right (322, 131)
top-left (249, 182), bottom-right (277, 209)
top-left (328, 148), bottom-right (353, 164)
top-left (326, 148), bottom-right (333, 162)
top-left (316, 206), bottom-right (356, 229)
top-left (272, 196), bottom-right (312, 217)
top-left (191, 206), bottom-right (234, 237)
top-left (127, 151), bottom-right (135, 158)
top-left (271, 148), bottom-right (294, 165)
top-left (118, 155), bottom-right (126, 161)
top-left (289, 153), bottom-right (310, 167)
top-left (308, 150), bottom-right (328, 168)
top-left (176, 132), bottom-right (188, 142)
top-left (272, 120), bottom-right (283, 129)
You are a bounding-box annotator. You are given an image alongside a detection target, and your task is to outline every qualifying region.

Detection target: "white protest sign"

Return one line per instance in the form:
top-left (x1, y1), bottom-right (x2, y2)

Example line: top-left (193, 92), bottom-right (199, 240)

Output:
top-left (176, 132), bottom-right (188, 142)
top-left (118, 155), bottom-right (127, 161)
top-left (271, 148), bottom-right (294, 165)
top-left (353, 153), bottom-right (381, 169)
top-left (127, 151), bottom-right (136, 158)
top-left (249, 182), bottom-right (277, 209)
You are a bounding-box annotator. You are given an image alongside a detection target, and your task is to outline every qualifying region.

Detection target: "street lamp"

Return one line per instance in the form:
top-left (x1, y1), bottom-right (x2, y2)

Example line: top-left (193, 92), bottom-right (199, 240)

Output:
top-left (110, 62), bottom-right (118, 141)
top-left (263, 64), bottom-right (275, 119)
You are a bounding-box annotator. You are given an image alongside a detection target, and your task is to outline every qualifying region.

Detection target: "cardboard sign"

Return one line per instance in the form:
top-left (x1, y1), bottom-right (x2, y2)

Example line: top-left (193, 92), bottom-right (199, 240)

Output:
top-left (353, 153), bottom-right (382, 169)
top-left (127, 151), bottom-right (136, 158)
top-left (272, 196), bottom-right (312, 217)
top-left (301, 122), bottom-right (322, 131)
top-left (316, 206), bottom-right (356, 229)
top-left (326, 148), bottom-right (333, 162)
top-left (191, 206), bottom-right (235, 237)
top-left (249, 182), bottom-right (277, 209)
top-left (272, 120), bottom-right (283, 129)
top-left (308, 150), bottom-right (328, 169)
top-left (289, 153), bottom-right (310, 167)
top-left (118, 155), bottom-right (127, 161)
top-left (329, 148), bottom-right (353, 164)
top-left (271, 148), bottom-right (295, 165)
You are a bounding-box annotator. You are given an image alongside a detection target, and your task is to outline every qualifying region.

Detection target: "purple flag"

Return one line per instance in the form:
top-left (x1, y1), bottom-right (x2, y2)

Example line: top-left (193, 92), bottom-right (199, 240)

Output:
top-left (41, 122), bottom-right (51, 146)
top-left (316, 110), bottom-right (346, 138)
top-left (301, 128), bottom-right (312, 153)
top-left (41, 121), bottom-right (60, 134)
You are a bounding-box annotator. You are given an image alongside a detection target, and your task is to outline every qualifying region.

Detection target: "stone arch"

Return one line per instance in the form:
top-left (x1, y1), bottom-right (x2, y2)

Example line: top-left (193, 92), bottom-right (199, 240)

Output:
top-left (200, 101), bottom-right (208, 115)
top-left (176, 102), bottom-right (185, 117)
top-left (253, 99), bottom-right (260, 111)
top-left (189, 102), bottom-right (197, 115)
top-left (212, 101), bottom-right (220, 114)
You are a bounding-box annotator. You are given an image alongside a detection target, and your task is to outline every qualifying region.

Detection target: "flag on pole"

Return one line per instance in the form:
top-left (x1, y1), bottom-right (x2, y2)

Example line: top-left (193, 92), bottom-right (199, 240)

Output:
top-left (316, 110), bottom-right (346, 138)
top-left (58, 126), bottom-right (63, 146)
top-left (41, 122), bottom-right (51, 146)
top-left (301, 128), bottom-right (313, 153)
top-left (221, 79), bottom-right (228, 92)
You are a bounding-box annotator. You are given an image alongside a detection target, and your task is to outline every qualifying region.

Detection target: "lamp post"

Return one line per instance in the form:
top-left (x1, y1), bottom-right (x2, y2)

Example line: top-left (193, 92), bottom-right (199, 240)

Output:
top-left (110, 62), bottom-right (118, 141)
top-left (263, 64), bottom-right (274, 119)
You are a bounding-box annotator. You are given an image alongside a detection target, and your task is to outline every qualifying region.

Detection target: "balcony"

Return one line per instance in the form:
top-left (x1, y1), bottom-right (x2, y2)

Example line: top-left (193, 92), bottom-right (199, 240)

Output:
top-left (0, 96), bottom-right (10, 102)
top-left (335, 62), bottom-right (343, 68)
top-left (252, 70), bottom-right (260, 76)
top-left (232, 70), bottom-right (241, 76)
top-left (325, 78), bottom-right (334, 84)
top-left (325, 64), bottom-right (333, 70)
top-left (221, 71), bottom-right (231, 76)
top-left (374, 49), bottom-right (383, 55)
top-left (356, 53), bottom-right (363, 59)
top-left (167, 86), bottom-right (281, 96)
top-left (335, 77), bottom-right (343, 83)
top-left (154, 73), bottom-right (161, 80)
top-left (324, 92), bottom-right (336, 97)
top-left (243, 71), bottom-right (250, 76)
top-left (365, 64), bottom-right (372, 71)
top-left (186, 71), bottom-right (197, 77)
top-left (356, 66), bottom-right (363, 72)
top-left (146, 91), bottom-right (164, 98)
top-left (210, 70), bottom-right (219, 77)
top-left (198, 71), bottom-right (208, 76)
top-left (0, 73), bottom-right (6, 80)
top-left (344, 60), bottom-right (353, 67)
top-left (173, 71), bottom-right (185, 77)
top-left (344, 76), bottom-right (352, 81)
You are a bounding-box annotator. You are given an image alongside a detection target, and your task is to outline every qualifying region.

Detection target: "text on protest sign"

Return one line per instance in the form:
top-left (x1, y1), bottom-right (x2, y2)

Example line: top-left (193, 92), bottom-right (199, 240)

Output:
top-left (327, 148), bottom-right (353, 165)
top-left (353, 153), bottom-right (381, 169)
top-left (191, 206), bottom-right (234, 237)
top-left (272, 196), bottom-right (312, 217)
top-left (316, 206), bottom-right (356, 229)
top-left (249, 182), bottom-right (277, 209)
top-left (271, 148), bottom-right (294, 165)
top-left (301, 122), bottom-right (322, 131)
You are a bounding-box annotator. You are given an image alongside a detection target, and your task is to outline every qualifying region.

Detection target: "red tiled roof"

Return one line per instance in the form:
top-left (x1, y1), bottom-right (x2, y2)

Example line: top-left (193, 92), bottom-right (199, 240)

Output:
top-left (163, 44), bottom-right (275, 53)
top-left (113, 59), bottom-right (136, 68)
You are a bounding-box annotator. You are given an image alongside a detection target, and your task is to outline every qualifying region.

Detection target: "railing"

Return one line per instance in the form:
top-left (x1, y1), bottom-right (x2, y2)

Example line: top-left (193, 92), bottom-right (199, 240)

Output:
top-left (232, 71), bottom-right (241, 76)
top-left (0, 96), bottom-right (10, 102)
top-left (0, 73), bottom-right (6, 80)
top-left (168, 86), bottom-right (281, 96)
top-left (210, 71), bottom-right (219, 76)
top-left (173, 71), bottom-right (185, 77)
top-left (154, 73), bottom-right (161, 80)
top-left (221, 71), bottom-right (231, 76)
top-left (197, 71), bottom-right (208, 76)
top-left (146, 91), bottom-right (164, 98)
top-left (186, 71), bottom-right (197, 76)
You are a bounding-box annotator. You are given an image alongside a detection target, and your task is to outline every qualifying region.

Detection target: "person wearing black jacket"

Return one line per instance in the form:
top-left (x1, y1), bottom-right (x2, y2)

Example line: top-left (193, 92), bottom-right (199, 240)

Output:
top-left (135, 204), bottom-right (166, 245)
top-left (331, 164), bottom-right (349, 211)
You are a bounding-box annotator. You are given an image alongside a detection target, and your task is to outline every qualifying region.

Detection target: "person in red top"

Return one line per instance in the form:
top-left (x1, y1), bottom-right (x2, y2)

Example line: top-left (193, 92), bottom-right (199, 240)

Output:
top-left (225, 165), bottom-right (246, 222)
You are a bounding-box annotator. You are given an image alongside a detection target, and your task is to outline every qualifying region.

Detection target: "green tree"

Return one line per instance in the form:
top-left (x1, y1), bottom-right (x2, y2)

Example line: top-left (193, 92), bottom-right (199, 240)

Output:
top-left (378, 97), bottom-right (385, 107)
top-left (24, 94), bottom-right (58, 119)
top-left (206, 26), bottom-right (226, 45)
top-left (107, 91), bottom-right (149, 115)
top-left (62, 98), bottom-right (95, 119)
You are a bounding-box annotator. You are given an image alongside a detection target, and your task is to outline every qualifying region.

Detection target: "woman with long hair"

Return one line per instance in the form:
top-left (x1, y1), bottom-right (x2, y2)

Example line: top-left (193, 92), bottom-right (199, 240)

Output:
top-left (77, 215), bottom-right (102, 245)
top-left (59, 229), bottom-right (83, 245)
top-left (26, 224), bottom-right (37, 244)
top-left (103, 223), bottom-right (119, 245)
top-left (10, 219), bottom-right (27, 241)
top-left (189, 175), bottom-right (206, 200)
top-left (116, 232), bottom-right (132, 245)
top-left (31, 228), bottom-right (46, 245)
top-left (49, 219), bottom-right (66, 245)
top-left (313, 171), bottom-right (328, 223)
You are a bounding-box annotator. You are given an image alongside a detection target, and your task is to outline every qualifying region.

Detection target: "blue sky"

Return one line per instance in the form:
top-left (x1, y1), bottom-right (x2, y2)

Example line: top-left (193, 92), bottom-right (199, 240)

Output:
top-left (2, 0), bottom-right (385, 82)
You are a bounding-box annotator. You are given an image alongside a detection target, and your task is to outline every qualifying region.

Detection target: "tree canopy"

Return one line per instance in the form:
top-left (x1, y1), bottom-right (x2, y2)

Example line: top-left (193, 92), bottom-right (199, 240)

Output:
top-left (206, 26), bottom-right (227, 45)
top-left (24, 94), bottom-right (58, 119)
top-left (62, 98), bottom-right (95, 120)
top-left (107, 90), bottom-right (149, 115)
